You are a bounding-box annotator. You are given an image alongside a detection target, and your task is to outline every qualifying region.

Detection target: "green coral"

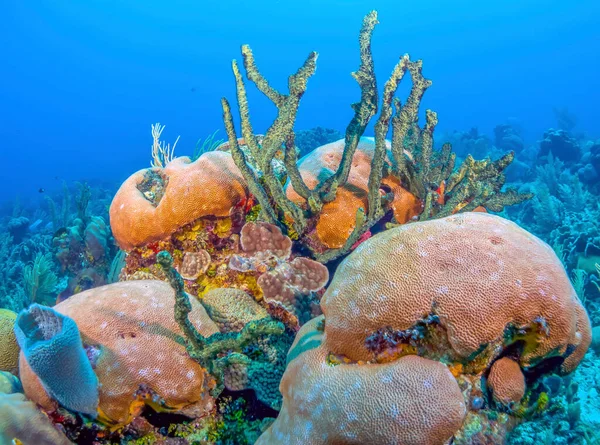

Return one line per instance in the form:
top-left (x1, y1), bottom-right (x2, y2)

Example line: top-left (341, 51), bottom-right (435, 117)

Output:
top-left (156, 251), bottom-right (285, 397)
top-left (221, 10), bottom-right (531, 263)
top-left (22, 252), bottom-right (58, 306)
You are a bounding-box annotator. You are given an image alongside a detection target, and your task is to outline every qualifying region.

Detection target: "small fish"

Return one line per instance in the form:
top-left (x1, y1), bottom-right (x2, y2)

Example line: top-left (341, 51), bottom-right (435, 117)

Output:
top-left (12, 439), bottom-right (23, 445)
top-left (190, 87), bottom-right (196, 92)
top-left (38, 188), bottom-right (45, 193)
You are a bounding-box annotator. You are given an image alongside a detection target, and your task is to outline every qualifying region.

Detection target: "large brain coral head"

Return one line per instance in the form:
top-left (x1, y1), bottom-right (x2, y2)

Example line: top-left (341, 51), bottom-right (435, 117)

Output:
top-left (259, 212), bottom-right (591, 444)
top-left (322, 212), bottom-right (590, 372)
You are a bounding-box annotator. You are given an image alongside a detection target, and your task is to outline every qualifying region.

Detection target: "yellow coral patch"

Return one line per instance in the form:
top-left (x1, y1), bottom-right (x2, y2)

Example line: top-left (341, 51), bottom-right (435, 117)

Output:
top-left (214, 218), bottom-right (232, 238)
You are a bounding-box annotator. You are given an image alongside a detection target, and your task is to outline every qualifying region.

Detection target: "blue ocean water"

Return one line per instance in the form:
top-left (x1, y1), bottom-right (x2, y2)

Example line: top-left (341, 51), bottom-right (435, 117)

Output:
top-left (1, 1), bottom-right (600, 444)
top-left (1, 0), bottom-right (599, 207)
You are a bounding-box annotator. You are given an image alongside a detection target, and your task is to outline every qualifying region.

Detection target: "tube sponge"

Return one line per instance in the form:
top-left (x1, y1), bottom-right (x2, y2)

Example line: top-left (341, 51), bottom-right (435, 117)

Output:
top-left (14, 304), bottom-right (98, 416)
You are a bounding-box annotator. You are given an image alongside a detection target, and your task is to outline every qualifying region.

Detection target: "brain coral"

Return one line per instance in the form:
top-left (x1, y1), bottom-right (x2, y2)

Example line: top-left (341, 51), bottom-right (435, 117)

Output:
top-left (258, 320), bottom-right (466, 445)
top-left (487, 357), bottom-right (525, 406)
top-left (259, 212), bottom-right (591, 444)
top-left (286, 137), bottom-right (422, 249)
top-left (19, 280), bottom-right (219, 426)
top-left (0, 309), bottom-right (19, 374)
top-left (322, 212), bottom-right (590, 372)
top-left (110, 151), bottom-right (248, 250)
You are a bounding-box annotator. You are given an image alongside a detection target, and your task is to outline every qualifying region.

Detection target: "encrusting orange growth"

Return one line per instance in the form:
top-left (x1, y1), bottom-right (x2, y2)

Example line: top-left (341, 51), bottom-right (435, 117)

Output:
top-left (487, 357), bottom-right (526, 406)
top-left (19, 280), bottom-right (219, 426)
top-left (110, 152), bottom-right (248, 250)
top-left (286, 138), bottom-right (422, 248)
top-left (321, 212), bottom-right (591, 372)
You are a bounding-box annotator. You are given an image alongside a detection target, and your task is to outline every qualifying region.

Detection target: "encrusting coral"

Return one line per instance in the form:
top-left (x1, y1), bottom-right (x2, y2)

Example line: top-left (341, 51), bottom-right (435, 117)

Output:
top-left (258, 212), bottom-right (591, 444)
top-left (221, 10), bottom-right (531, 262)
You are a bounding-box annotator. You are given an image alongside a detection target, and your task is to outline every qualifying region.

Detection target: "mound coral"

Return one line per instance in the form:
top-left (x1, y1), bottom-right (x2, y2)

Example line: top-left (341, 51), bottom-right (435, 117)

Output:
top-left (15, 304), bottom-right (99, 416)
top-left (259, 212), bottom-right (590, 444)
top-left (321, 212), bottom-right (590, 371)
top-left (18, 280), bottom-right (219, 426)
top-left (201, 287), bottom-right (269, 333)
top-left (110, 151), bottom-right (248, 250)
top-left (487, 357), bottom-right (525, 406)
top-left (286, 137), bottom-right (422, 248)
top-left (0, 309), bottom-right (19, 374)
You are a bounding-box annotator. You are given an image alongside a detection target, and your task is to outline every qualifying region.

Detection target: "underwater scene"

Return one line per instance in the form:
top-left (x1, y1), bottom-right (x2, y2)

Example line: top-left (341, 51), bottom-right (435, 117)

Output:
top-left (1, 1), bottom-right (600, 444)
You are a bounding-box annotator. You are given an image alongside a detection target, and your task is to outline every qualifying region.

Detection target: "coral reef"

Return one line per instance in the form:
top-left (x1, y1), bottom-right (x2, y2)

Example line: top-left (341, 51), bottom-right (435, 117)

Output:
top-left (110, 151), bottom-right (248, 250)
top-left (259, 212), bottom-right (590, 444)
top-left (538, 128), bottom-right (581, 163)
top-left (221, 10), bottom-right (530, 263)
top-left (0, 181), bottom-right (118, 312)
top-left (18, 281), bottom-right (218, 427)
top-left (294, 126), bottom-right (343, 158)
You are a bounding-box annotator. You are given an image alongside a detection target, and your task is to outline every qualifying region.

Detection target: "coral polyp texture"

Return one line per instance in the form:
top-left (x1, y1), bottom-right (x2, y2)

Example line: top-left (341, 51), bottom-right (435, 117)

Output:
top-left (0, 309), bottom-right (19, 375)
top-left (110, 151), bottom-right (248, 250)
top-left (18, 280), bottom-right (219, 427)
top-left (259, 212), bottom-right (591, 444)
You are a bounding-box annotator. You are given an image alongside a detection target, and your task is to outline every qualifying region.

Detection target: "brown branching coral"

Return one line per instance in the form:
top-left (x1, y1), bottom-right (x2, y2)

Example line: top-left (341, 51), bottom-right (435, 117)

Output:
top-left (221, 10), bottom-right (531, 263)
top-left (156, 251), bottom-right (286, 397)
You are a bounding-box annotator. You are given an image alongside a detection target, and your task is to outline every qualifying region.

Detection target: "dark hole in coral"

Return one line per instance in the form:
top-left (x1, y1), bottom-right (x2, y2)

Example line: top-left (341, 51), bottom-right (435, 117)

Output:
top-left (219, 388), bottom-right (279, 420)
top-left (137, 170), bottom-right (168, 206)
top-left (523, 355), bottom-right (565, 386)
top-left (379, 183), bottom-right (393, 194)
top-left (140, 405), bottom-right (193, 435)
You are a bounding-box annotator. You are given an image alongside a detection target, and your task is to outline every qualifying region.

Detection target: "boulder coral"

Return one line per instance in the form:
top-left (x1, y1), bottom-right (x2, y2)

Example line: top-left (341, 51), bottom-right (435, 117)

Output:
top-left (110, 151), bottom-right (248, 250)
top-left (487, 357), bottom-right (526, 406)
top-left (0, 309), bottom-right (19, 375)
top-left (18, 280), bottom-right (219, 426)
top-left (321, 212), bottom-right (590, 372)
top-left (259, 212), bottom-right (591, 444)
top-left (286, 137), bottom-right (422, 248)
top-left (258, 320), bottom-right (466, 445)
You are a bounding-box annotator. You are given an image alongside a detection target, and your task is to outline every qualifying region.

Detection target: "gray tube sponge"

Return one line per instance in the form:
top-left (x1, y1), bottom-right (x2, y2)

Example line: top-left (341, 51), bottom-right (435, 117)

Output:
top-left (14, 304), bottom-right (98, 417)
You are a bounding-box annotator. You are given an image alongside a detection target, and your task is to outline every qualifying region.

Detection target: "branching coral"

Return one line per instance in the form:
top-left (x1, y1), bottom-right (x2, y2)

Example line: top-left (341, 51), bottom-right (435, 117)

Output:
top-left (221, 10), bottom-right (530, 263)
top-left (156, 250), bottom-right (286, 398)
